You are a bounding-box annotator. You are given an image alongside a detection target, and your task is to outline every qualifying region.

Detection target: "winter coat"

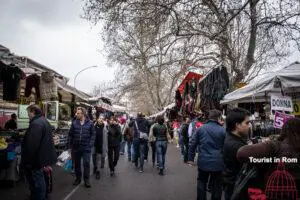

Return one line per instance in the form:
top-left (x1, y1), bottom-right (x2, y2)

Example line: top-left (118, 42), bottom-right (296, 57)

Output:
top-left (68, 118), bottom-right (95, 151)
top-left (131, 117), bottom-right (150, 139)
top-left (188, 120), bottom-right (226, 171)
top-left (107, 124), bottom-right (122, 147)
top-left (94, 122), bottom-right (108, 154)
top-left (222, 132), bottom-right (247, 185)
top-left (21, 115), bottom-right (57, 169)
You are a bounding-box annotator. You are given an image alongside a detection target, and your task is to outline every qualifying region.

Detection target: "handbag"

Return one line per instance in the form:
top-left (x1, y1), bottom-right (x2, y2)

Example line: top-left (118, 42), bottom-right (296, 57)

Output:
top-left (135, 121), bottom-right (149, 140)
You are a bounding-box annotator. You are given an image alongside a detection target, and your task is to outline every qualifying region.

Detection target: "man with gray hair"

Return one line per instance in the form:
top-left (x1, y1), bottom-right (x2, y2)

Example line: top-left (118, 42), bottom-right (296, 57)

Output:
top-left (69, 107), bottom-right (95, 188)
top-left (188, 109), bottom-right (226, 200)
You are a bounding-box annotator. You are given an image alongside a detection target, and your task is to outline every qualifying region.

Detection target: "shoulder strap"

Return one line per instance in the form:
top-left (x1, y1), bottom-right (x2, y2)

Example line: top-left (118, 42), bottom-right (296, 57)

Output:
top-left (135, 121), bottom-right (139, 132)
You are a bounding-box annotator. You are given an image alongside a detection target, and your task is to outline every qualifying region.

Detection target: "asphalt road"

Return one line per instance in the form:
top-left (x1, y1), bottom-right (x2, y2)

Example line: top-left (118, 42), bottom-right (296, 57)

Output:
top-left (1, 144), bottom-right (200, 200)
top-left (64, 144), bottom-right (198, 200)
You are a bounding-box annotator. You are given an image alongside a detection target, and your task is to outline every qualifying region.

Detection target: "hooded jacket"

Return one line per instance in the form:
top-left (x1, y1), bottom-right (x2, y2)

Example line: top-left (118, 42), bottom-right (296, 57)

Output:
top-left (107, 124), bottom-right (122, 147)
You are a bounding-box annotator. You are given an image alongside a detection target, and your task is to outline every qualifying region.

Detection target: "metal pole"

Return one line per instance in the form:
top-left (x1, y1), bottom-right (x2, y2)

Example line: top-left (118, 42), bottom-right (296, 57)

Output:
top-left (73, 66), bottom-right (98, 89)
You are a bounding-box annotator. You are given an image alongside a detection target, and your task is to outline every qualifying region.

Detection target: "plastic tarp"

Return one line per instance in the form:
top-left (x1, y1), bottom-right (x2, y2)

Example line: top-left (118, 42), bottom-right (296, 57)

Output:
top-left (112, 105), bottom-right (127, 112)
top-left (148, 103), bottom-right (175, 118)
top-left (221, 63), bottom-right (300, 104)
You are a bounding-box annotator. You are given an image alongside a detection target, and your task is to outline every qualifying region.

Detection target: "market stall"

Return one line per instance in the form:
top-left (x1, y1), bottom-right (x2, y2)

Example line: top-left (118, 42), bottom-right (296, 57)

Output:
top-left (221, 62), bottom-right (300, 138)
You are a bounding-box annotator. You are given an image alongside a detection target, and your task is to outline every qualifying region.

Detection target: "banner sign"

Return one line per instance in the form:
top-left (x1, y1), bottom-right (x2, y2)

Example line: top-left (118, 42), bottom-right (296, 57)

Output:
top-left (274, 111), bottom-right (294, 129)
top-left (271, 95), bottom-right (293, 112)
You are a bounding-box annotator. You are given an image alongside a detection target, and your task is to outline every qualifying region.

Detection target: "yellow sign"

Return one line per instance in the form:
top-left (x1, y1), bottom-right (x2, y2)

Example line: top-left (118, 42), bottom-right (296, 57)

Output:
top-left (292, 102), bottom-right (300, 115)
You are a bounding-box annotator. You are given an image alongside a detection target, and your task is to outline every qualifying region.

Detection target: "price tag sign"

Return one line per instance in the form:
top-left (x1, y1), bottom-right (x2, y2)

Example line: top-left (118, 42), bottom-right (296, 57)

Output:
top-left (271, 95), bottom-right (293, 112)
top-left (274, 111), bottom-right (294, 129)
top-left (292, 101), bottom-right (300, 115)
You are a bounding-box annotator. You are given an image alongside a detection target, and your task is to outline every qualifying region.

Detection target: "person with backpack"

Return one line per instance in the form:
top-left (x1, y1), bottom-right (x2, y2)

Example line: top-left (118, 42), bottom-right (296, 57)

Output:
top-left (129, 113), bottom-right (150, 173)
top-left (69, 107), bottom-right (95, 188)
top-left (153, 115), bottom-right (171, 175)
top-left (21, 105), bottom-right (57, 200)
top-left (187, 110), bottom-right (226, 200)
top-left (181, 116), bottom-right (190, 163)
top-left (107, 116), bottom-right (122, 177)
top-left (236, 118), bottom-right (300, 199)
top-left (223, 108), bottom-right (251, 200)
top-left (92, 114), bottom-right (108, 180)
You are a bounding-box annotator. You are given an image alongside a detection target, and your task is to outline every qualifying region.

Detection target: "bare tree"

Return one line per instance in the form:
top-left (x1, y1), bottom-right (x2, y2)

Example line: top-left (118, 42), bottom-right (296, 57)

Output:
top-left (83, 0), bottom-right (300, 84)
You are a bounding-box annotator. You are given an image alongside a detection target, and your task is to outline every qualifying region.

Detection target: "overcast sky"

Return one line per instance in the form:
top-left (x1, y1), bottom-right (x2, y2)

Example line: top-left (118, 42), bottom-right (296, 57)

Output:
top-left (0, 0), bottom-right (116, 94)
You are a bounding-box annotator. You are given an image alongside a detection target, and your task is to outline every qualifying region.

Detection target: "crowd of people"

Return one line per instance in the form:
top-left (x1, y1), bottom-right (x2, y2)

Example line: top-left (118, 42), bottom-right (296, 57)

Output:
top-left (18, 104), bottom-right (300, 200)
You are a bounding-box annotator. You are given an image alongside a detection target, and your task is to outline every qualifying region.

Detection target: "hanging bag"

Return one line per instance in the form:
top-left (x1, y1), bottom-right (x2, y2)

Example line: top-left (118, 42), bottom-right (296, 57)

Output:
top-left (135, 121), bottom-right (149, 141)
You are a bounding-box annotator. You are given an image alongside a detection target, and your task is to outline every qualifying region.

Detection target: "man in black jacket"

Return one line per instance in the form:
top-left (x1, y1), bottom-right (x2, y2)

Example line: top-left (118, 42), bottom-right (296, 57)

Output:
top-left (5, 113), bottom-right (17, 130)
top-left (223, 108), bottom-right (250, 200)
top-left (21, 105), bottom-right (57, 200)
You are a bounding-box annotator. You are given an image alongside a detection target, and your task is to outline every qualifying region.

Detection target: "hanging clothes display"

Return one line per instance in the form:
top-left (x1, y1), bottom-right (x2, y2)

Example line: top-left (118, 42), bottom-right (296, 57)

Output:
top-left (39, 72), bottom-right (58, 100)
top-left (175, 89), bottom-right (182, 111)
top-left (189, 78), bottom-right (197, 113)
top-left (0, 64), bottom-right (24, 101)
top-left (199, 66), bottom-right (229, 111)
top-left (25, 74), bottom-right (41, 100)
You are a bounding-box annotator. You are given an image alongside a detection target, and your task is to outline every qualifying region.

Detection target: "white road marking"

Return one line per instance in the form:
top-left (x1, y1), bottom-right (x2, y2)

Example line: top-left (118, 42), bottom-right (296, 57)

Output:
top-left (63, 156), bottom-right (108, 200)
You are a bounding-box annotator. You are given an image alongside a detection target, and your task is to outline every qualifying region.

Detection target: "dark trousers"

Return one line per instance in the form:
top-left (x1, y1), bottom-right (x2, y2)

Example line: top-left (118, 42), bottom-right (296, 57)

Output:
top-left (108, 145), bottom-right (120, 172)
top-left (74, 149), bottom-right (91, 182)
top-left (197, 169), bottom-right (222, 200)
top-left (183, 142), bottom-right (189, 163)
top-left (133, 139), bottom-right (148, 170)
top-left (224, 183), bottom-right (234, 200)
top-left (25, 169), bottom-right (46, 200)
top-left (127, 140), bottom-right (133, 160)
top-left (150, 141), bottom-right (156, 165)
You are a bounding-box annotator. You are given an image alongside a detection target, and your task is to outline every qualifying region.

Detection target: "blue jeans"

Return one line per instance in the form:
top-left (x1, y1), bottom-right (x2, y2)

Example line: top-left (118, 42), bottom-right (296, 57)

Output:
top-left (25, 169), bottom-right (46, 200)
top-left (74, 149), bottom-right (91, 182)
top-left (127, 140), bottom-right (133, 160)
top-left (133, 139), bottom-right (147, 170)
top-left (156, 140), bottom-right (168, 170)
top-left (120, 140), bottom-right (126, 154)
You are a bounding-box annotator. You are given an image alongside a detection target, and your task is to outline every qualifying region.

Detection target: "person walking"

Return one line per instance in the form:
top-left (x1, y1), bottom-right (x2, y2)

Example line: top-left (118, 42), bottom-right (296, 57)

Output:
top-left (119, 117), bottom-right (127, 155)
top-left (153, 115), bottom-right (171, 176)
top-left (223, 108), bottom-right (250, 200)
top-left (92, 114), bottom-right (108, 180)
top-left (107, 116), bottom-right (122, 176)
top-left (130, 113), bottom-right (150, 173)
top-left (149, 117), bottom-right (158, 168)
top-left (181, 116), bottom-right (190, 163)
top-left (124, 119), bottom-right (134, 162)
top-left (187, 110), bottom-right (226, 200)
top-left (68, 107), bottom-right (95, 188)
top-left (21, 105), bottom-right (57, 200)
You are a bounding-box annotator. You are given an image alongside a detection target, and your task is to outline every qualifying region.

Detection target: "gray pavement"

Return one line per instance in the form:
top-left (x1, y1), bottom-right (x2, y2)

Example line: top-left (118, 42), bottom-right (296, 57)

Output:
top-left (64, 144), bottom-right (197, 200)
top-left (1, 144), bottom-right (201, 200)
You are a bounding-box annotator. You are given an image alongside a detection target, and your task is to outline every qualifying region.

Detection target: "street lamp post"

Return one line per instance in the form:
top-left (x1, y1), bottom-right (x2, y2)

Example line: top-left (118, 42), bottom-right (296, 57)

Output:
top-left (73, 66), bottom-right (98, 89)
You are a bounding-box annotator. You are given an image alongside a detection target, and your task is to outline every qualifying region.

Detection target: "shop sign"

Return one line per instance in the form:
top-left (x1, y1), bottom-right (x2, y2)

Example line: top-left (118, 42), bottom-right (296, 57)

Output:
top-left (274, 111), bottom-right (294, 129)
top-left (271, 95), bottom-right (293, 112)
top-left (292, 101), bottom-right (300, 115)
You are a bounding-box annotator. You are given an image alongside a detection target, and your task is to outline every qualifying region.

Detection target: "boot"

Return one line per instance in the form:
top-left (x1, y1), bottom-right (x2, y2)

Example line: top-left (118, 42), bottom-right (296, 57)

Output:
top-left (96, 171), bottom-right (101, 180)
top-left (85, 180), bottom-right (91, 188)
top-left (159, 169), bottom-right (164, 176)
top-left (73, 178), bottom-right (81, 186)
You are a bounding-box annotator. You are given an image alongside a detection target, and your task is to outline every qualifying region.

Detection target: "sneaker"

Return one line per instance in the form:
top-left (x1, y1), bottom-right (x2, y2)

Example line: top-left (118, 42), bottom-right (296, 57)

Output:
top-left (139, 168), bottom-right (144, 173)
top-left (73, 178), bottom-right (81, 186)
top-left (85, 181), bottom-right (91, 188)
top-left (176, 145), bottom-right (180, 148)
top-left (96, 171), bottom-right (101, 180)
